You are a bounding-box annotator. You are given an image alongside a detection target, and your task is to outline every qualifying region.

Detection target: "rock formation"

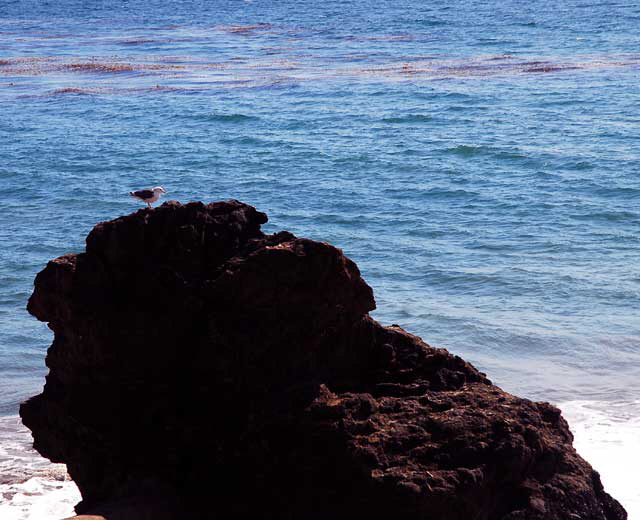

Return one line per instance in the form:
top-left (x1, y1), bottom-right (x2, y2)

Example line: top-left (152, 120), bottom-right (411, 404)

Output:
top-left (20, 200), bottom-right (626, 519)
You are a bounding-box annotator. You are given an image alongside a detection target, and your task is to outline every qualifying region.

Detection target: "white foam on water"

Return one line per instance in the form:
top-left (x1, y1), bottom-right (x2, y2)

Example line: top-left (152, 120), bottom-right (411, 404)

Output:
top-left (0, 476), bottom-right (81, 520)
top-left (0, 415), bottom-right (80, 520)
top-left (559, 400), bottom-right (640, 519)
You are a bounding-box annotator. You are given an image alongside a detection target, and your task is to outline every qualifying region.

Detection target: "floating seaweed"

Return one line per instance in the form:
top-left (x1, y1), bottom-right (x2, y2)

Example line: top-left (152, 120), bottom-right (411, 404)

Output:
top-left (64, 62), bottom-right (136, 73)
top-left (222, 23), bottom-right (273, 34)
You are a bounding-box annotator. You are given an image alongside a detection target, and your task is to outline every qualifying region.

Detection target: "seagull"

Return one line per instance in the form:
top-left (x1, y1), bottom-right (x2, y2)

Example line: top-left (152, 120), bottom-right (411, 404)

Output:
top-left (129, 186), bottom-right (167, 208)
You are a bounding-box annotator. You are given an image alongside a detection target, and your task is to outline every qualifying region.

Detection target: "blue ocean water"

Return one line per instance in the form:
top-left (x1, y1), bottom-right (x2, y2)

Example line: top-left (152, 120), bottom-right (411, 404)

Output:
top-left (0, 0), bottom-right (638, 516)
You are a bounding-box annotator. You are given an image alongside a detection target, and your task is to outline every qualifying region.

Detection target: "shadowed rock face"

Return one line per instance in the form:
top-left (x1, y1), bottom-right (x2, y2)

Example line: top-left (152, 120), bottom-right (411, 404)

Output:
top-left (20, 200), bottom-right (626, 520)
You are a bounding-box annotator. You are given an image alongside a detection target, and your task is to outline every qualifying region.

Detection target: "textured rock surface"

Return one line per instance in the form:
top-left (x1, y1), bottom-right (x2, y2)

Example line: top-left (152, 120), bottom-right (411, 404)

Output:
top-left (21, 200), bottom-right (626, 519)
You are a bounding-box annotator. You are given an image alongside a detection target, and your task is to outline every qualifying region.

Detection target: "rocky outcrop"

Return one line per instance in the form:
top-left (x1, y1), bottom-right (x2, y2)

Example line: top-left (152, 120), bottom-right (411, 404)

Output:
top-left (21, 200), bottom-right (626, 520)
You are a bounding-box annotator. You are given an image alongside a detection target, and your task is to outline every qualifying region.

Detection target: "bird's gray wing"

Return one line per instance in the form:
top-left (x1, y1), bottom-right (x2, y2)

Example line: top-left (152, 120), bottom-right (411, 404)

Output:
top-left (132, 189), bottom-right (154, 198)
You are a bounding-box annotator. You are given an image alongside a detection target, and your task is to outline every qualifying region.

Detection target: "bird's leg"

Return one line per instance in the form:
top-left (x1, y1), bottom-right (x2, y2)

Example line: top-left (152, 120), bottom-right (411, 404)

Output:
top-left (147, 202), bottom-right (151, 208)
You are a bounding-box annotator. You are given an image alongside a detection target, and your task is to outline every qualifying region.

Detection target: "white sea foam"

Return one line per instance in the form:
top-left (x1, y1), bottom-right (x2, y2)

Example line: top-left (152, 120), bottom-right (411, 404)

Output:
top-left (0, 415), bottom-right (80, 520)
top-left (560, 400), bottom-right (640, 519)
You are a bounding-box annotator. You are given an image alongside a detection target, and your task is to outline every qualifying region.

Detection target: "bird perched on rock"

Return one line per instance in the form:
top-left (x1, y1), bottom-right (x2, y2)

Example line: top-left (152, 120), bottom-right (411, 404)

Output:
top-left (129, 186), bottom-right (167, 208)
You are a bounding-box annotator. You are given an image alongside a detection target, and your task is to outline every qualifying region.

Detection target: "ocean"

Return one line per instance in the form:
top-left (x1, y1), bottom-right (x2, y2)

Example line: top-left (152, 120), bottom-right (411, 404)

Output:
top-left (0, 0), bottom-right (638, 517)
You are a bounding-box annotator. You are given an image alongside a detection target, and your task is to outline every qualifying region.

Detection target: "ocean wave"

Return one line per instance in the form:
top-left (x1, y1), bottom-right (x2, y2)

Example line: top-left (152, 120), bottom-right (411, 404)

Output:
top-left (119, 38), bottom-right (157, 45)
top-left (560, 160), bottom-right (594, 170)
top-left (592, 185), bottom-right (640, 199)
top-left (559, 400), bottom-right (640, 519)
top-left (0, 475), bottom-right (79, 520)
top-left (571, 210), bottom-right (639, 223)
top-left (414, 18), bottom-right (447, 27)
top-left (441, 144), bottom-right (491, 157)
top-left (0, 416), bottom-right (80, 520)
top-left (217, 23), bottom-right (273, 34)
top-left (187, 113), bottom-right (260, 123)
top-left (440, 144), bottom-right (537, 163)
top-left (380, 114), bottom-right (433, 124)
top-left (421, 268), bottom-right (516, 294)
top-left (219, 135), bottom-right (269, 146)
top-left (381, 185), bottom-right (480, 200)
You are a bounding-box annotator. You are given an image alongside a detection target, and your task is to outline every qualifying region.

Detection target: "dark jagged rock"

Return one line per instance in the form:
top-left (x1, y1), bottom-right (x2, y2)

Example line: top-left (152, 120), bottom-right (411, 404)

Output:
top-left (21, 200), bottom-right (626, 520)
